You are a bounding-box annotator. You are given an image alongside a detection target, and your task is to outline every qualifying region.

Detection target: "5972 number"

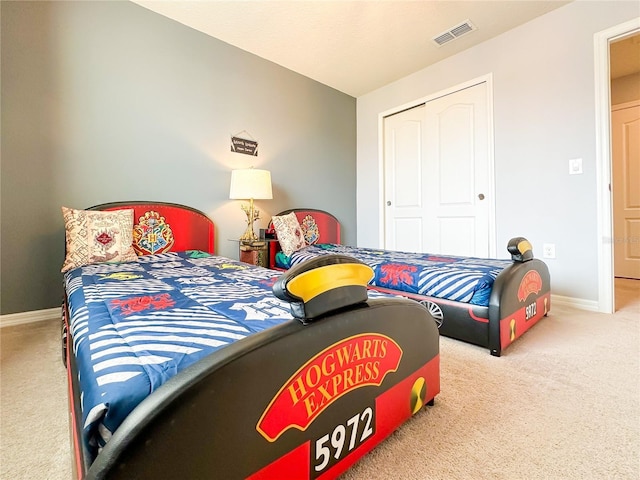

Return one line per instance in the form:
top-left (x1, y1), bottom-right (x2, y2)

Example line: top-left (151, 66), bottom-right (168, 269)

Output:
top-left (313, 406), bottom-right (374, 473)
top-left (525, 301), bottom-right (537, 320)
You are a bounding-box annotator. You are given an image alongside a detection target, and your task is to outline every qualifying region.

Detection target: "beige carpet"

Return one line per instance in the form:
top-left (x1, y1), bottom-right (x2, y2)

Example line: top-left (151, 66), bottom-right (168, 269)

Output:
top-left (1, 279), bottom-right (639, 479)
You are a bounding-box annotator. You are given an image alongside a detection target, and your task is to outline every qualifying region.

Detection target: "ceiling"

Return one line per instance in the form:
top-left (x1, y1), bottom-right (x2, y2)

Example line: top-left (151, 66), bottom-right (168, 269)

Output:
top-left (132, 0), bottom-right (576, 97)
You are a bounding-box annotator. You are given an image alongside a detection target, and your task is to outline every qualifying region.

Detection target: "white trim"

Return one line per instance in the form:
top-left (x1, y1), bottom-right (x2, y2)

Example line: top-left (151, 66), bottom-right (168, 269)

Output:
top-left (594, 18), bottom-right (640, 314)
top-left (0, 307), bottom-right (60, 328)
top-left (377, 73), bottom-right (496, 255)
top-left (551, 294), bottom-right (600, 313)
top-left (485, 75), bottom-right (497, 258)
top-left (377, 108), bottom-right (386, 247)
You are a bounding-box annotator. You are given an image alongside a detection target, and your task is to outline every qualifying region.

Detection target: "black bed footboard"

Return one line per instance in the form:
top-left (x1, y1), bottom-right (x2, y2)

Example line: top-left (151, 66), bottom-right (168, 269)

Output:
top-left (82, 297), bottom-right (439, 479)
top-left (488, 239), bottom-right (551, 356)
top-left (488, 258), bottom-right (551, 356)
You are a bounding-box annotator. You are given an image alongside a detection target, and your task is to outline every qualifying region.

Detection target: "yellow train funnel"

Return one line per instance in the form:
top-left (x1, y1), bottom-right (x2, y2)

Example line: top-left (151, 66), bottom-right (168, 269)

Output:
top-left (286, 263), bottom-right (374, 303)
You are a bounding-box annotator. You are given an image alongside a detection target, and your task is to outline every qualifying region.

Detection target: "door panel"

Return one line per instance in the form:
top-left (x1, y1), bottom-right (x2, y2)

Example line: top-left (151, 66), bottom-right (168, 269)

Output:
top-left (384, 105), bottom-right (426, 252)
top-left (393, 119), bottom-right (423, 208)
top-left (425, 84), bottom-right (489, 256)
top-left (438, 217), bottom-right (475, 256)
top-left (393, 218), bottom-right (423, 253)
top-left (613, 103), bottom-right (640, 279)
top-left (437, 104), bottom-right (475, 206)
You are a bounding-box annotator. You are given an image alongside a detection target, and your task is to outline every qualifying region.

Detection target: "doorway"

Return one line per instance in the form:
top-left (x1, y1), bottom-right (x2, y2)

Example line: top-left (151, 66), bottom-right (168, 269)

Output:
top-left (611, 34), bottom-right (640, 311)
top-left (595, 19), bottom-right (640, 313)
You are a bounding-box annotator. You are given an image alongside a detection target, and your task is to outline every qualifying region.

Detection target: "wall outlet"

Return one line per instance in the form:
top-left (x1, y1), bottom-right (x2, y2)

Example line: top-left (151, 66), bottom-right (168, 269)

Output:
top-left (542, 243), bottom-right (556, 259)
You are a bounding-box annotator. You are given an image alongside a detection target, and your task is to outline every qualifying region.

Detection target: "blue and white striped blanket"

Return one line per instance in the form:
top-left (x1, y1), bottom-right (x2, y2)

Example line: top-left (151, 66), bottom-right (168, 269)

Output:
top-left (276, 244), bottom-right (513, 307)
top-left (65, 251), bottom-right (298, 461)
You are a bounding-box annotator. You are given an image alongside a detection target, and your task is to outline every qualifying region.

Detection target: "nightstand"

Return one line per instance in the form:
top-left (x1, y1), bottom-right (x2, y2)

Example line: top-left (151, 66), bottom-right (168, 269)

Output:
top-left (239, 241), bottom-right (268, 268)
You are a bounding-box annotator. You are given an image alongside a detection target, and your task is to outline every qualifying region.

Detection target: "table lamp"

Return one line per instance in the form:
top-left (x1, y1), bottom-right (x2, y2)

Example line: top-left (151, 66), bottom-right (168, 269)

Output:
top-left (229, 168), bottom-right (273, 243)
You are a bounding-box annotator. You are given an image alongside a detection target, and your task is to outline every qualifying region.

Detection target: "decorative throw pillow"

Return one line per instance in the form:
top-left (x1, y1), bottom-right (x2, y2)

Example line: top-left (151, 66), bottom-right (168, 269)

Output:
top-left (271, 212), bottom-right (306, 256)
top-left (61, 207), bottom-right (138, 272)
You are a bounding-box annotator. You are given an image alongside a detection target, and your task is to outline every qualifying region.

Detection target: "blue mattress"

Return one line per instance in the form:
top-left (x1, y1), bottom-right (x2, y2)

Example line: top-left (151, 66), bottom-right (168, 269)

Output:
top-left (65, 251), bottom-right (295, 461)
top-left (276, 244), bottom-right (513, 307)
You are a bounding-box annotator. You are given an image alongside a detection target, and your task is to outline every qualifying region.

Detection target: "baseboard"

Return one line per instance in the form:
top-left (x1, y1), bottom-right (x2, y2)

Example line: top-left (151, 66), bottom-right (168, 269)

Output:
top-left (0, 307), bottom-right (60, 328)
top-left (550, 294), bottom-right (600, 312)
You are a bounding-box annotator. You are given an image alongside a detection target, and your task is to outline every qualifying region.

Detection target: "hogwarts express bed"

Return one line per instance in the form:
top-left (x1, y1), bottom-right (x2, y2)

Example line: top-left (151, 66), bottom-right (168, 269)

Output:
top-left (61, 201), bottom-right (440, 480)
top-left (267, 209), bottom-right (551, 357)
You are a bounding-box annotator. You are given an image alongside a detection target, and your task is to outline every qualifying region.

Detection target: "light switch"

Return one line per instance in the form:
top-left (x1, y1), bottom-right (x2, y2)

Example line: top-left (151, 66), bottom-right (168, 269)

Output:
top-left (569, 158), bottom-right (583, 175)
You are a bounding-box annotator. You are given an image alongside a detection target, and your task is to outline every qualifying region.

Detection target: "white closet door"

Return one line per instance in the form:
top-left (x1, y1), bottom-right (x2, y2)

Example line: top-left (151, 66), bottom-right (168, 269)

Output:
top-left (384, 82), bottom-right (491, 257)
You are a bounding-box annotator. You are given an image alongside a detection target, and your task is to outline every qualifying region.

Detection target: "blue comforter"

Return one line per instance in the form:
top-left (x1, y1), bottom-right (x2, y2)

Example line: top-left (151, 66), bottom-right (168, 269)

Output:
top-left (276, 244), bottom-right (513, 306)
top-left (66, 251), bottom-right (295, 461)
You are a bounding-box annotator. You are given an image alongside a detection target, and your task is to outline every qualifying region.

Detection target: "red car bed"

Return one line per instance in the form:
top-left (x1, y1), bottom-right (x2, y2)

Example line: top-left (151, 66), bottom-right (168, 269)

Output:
top-left (61, 201), bottom-right (440, 480)
top-left (267, 208), bottom-right (551, 357)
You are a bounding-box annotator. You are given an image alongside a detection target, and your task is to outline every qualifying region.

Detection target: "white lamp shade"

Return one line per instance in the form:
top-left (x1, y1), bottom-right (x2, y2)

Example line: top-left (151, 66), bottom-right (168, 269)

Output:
top-left (229, 169), bottom-right (273, 200)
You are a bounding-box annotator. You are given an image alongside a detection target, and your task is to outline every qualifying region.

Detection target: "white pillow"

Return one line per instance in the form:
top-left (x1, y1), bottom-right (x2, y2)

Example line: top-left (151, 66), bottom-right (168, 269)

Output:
top-left (61, 207), bottom-right (138, 272)
top-left (271, 212), bottom-right (307, 256)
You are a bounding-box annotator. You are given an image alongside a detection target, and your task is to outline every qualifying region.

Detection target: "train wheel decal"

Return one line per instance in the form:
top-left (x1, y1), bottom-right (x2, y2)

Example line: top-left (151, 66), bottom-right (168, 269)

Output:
top-left (421, 301), bottom-right (444, 328)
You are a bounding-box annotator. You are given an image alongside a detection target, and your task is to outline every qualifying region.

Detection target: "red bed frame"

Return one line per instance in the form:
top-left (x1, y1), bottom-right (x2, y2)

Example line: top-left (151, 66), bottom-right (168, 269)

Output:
top-left (62, 201), bottom-right (440, 480)
top-left (268, 208), bottom-right (551, 357)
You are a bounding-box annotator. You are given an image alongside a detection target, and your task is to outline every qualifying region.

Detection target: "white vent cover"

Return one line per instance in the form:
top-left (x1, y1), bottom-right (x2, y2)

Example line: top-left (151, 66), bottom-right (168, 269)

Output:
top-left (432, 20), bottom-right (476, 46)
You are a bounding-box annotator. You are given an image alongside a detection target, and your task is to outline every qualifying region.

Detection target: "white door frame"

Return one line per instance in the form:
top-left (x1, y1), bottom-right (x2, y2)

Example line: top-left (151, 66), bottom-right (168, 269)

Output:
top-left (377, 74), bottom-right (496, 256)
top-left (594, 18), bottom-right (640, 313)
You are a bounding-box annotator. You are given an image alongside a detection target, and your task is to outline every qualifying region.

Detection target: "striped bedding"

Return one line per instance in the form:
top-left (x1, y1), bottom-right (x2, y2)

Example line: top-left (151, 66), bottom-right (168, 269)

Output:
top-left (65, 251), bottom-right (296, 461)
top-left (275, 244), bottom-right (513, 307)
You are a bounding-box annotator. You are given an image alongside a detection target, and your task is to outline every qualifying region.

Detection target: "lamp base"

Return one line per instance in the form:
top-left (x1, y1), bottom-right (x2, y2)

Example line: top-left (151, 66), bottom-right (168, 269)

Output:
top-left (239, 199), bottom-right (259, 244)
top-left (239, 227), bottom-right (259, 244)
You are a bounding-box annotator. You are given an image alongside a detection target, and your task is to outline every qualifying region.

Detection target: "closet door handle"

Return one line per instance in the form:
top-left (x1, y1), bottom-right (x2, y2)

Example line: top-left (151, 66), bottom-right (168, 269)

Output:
top-left (478, 193), bottom-right (485, 200)
top-left (386, 201), bottom-right (391, 206)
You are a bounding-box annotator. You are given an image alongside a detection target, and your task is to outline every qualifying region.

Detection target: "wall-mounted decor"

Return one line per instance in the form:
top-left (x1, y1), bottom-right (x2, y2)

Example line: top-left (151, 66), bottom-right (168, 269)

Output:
top-left (231, 131), bottom-right (258, 156)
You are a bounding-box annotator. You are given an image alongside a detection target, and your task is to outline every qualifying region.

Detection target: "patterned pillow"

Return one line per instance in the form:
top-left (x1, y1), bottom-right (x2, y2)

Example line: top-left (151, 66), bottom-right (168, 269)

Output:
top-left (271, 212), bottom-right (306, 256)
top-left (61, 207), bottom-right (139, 272)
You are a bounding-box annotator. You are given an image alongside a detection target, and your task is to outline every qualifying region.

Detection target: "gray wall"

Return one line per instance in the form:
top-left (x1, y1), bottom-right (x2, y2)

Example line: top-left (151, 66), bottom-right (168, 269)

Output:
top-left (0, 1), bottom-right (356, 315)
top-left (356, 0), bottom-right (639, 303)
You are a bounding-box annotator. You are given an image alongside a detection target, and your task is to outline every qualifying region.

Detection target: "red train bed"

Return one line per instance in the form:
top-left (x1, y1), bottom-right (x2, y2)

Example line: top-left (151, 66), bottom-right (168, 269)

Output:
top-left (267, 209), bottom-right (551, 357)
top-left (61, 201), bottom-right (440, 480)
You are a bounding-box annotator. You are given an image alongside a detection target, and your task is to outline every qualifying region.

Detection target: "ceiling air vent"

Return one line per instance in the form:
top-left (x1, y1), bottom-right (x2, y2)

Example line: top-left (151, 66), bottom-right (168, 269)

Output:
top-left (432, 20), bottom-right (476, 47)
